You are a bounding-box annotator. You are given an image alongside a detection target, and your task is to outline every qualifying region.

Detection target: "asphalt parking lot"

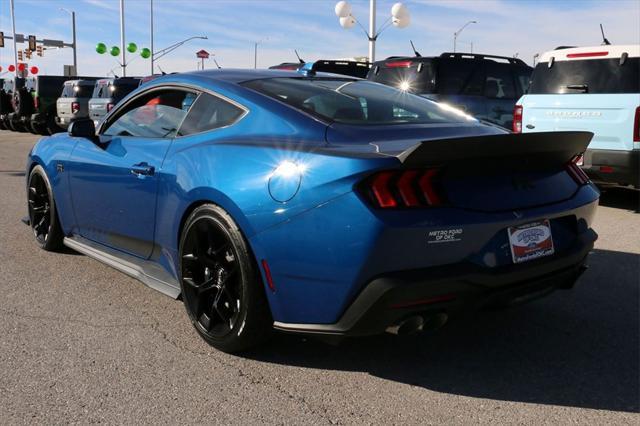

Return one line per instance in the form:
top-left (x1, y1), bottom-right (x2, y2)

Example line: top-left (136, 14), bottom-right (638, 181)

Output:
top-left (0, 130), bottom-right (638, 424)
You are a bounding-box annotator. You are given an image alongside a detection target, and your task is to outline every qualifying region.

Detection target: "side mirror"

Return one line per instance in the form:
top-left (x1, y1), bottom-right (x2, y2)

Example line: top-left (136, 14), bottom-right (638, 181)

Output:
top-left (68, 119), bottom-right (96, 139)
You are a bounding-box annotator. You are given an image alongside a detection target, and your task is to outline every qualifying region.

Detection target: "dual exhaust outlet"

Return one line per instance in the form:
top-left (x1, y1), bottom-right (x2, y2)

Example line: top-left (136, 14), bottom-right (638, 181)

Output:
top-left (385, 313), bottom-right (448, 336)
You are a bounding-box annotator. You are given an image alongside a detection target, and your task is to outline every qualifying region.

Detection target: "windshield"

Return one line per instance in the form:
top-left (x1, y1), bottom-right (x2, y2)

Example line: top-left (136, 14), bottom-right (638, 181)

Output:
top-left (243, 78), bottom-right (473, 125)
top-left (529, 58), bottom-right (640, 94)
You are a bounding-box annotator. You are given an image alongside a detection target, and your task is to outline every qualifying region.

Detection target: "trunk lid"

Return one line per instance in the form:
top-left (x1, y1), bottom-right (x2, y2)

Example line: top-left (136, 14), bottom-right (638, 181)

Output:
top-left (327, 124), bottom-right (592, 212)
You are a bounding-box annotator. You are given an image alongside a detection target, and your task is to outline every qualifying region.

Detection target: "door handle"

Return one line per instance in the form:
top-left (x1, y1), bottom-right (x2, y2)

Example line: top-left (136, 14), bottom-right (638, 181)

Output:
top-left (130, 162), bottom-right (155, 176)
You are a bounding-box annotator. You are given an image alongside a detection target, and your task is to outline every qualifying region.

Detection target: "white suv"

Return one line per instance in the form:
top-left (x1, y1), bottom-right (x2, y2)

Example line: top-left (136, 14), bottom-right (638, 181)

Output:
top-left (514, 45), bottom-right (639, 188)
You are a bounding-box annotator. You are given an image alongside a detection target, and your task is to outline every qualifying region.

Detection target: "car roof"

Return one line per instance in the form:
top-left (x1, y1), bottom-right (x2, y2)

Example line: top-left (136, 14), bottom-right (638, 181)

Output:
top-left (538, 44), bottom-right (640, 63)
top-left (173, 68), bottom-right (353, 84)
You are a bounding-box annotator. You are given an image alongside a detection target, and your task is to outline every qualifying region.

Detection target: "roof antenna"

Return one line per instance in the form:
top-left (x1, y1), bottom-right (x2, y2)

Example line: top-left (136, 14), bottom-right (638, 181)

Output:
top-left (213, 59), bottom-right (222, 69)
top-left (157, 64), bottom-right (167, 75)
top-left (295, 49), bottom-right (305, 64)
top-left (410, 40), bottom-right (422, 57)
top-left (600, 24), bottom-right (611, 45)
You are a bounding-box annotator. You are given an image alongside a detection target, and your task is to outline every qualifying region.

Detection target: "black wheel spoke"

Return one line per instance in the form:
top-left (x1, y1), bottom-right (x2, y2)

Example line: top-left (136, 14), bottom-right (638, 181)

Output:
top-left (181, 216), bottom-right (243, 339)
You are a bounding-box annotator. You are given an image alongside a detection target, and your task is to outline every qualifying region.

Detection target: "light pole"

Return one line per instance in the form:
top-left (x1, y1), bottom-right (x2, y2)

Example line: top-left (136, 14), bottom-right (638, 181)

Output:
top-left (453, 20), bottom-right (477, 53)
top-left (150, 0), bottom-right (154, 75)
top-left (254, 38), bottom-right (268, 69)
top-left (9, 0), bottom-right (18, 73)
top-left (60, 8), bottom-right (78, 75)
top-left (153, 36), bottom-right (208, 63)
top-left (120, 0), bottom-right (126, 76)
top-left (334, 1), bottom-right (410, 64)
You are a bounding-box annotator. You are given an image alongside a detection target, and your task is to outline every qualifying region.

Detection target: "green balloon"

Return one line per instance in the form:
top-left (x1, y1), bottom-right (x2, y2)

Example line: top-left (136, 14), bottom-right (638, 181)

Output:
top-left (140, 48), bottom-right (151, 59)
top-left (96, 42), bottom-right (107, 54)
top-left (110, 46), bottom-right (120, 57)
top-left (127, 42), bottom-right (137, 53)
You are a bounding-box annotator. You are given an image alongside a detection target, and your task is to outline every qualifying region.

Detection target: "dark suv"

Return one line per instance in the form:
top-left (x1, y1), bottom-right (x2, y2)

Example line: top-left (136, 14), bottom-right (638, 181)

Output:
top-left (25, 76), bottom-right (74, 135)
top-left (88, 77), bottom-right (141, 126)
top-left (270, 60), bottom-right (371, 78)
top-left (367, 52), bottom-right (532, 129)
top-left (1, 77), bottom-right (32, 131)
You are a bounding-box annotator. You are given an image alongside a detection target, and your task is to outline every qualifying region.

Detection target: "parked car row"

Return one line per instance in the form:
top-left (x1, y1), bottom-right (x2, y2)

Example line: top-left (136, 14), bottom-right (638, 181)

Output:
top-left (0, 75), bottom-right (142, 136)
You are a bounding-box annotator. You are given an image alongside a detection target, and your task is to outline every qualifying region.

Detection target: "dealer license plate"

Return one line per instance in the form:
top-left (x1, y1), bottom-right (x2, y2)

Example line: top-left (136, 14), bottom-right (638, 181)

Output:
top-left (508, 220), bottom-right (555, 264)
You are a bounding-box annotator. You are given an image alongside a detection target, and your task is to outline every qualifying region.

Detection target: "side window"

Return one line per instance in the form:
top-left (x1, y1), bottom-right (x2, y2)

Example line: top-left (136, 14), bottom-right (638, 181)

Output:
top-left (103, 89), bottom-right (196, 138)
top-left (484, 64), bottom-right (516, 99)
top-left (177, 92), bottom-right (245, 136)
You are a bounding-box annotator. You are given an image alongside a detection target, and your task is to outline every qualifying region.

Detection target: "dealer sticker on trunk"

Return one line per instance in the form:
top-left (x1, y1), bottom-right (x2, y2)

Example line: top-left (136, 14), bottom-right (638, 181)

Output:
top-left (508, 220), bottom-right (555, 264)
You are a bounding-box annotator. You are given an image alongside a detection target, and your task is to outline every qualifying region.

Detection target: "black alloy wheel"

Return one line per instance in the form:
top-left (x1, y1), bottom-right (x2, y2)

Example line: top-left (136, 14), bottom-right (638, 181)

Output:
top-left (27, 165), bottom-right (63, 251)
top-left (179, 204), bottom-right (272, 353)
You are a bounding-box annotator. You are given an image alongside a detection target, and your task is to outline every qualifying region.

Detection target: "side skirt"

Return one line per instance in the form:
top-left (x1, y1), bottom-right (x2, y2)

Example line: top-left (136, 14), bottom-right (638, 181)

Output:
top-left (63, 235), bottom-right (181, 299)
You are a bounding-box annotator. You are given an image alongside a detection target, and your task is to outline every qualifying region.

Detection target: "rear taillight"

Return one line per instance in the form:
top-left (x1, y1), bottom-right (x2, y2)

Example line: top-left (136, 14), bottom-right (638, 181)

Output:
top-left (71, 102), bottom-right (80, 114)
top-left (361, 169), bottom-right (444, 209)
top-left (107, 103), bottom-right (114, 112)
top-left (512, 105), bottom-right (523, 133)
top-left (633, 106), bottom-right (640, 143)
top-left (34, 96), bottom-right (39, 109)
top-left (565, 155), bottom-right (590, 185)
top-left (385, 60), bottom-right (412, 68)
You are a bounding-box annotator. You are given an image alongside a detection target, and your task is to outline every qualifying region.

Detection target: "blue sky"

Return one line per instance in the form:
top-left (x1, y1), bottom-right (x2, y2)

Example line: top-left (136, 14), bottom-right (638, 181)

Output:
top-left (1, 0), bottom-right (638, 76)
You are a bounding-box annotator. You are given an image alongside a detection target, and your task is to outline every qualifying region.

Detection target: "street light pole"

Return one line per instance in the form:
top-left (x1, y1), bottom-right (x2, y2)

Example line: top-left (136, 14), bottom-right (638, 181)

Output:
top-left (120, 0), bottom-right (126, 76)
top-left (60, 8), bottom-right (78, 75)
top-left (368, 0), bottom-right (376, 63)
top-left (254, 42), bottom-right (258, 69)
top-left (71, 11), bottom-right (77, 75)
top-left (453, 20), bottom-right (477, 53)
top-left (9, 0), bottom-right (18, 73)
top-left (150, 0), bottom-right (154, 75)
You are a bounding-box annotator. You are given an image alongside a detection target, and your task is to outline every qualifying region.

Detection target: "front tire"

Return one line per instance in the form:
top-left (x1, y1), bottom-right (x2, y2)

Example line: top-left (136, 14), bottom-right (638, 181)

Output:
top-left (27, 165), bottom-right (64, 251)
top-left (179, 204), bottom-right (272, 353)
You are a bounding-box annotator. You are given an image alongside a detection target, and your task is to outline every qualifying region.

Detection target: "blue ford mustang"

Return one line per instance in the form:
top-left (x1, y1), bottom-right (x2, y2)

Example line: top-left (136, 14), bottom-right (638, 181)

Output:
top-left (25, 68), bottom-right (599, 352)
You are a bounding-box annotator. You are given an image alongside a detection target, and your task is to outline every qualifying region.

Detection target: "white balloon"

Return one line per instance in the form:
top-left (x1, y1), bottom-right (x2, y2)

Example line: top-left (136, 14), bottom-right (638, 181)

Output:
top-left (339, 15), bottom-right (356, 29)
top-left (335, 1), bottom-right (352, 18)
top-left (392, 14), bottom-right (410, 28)
top-left (391, 2), bottom-right (409, 18)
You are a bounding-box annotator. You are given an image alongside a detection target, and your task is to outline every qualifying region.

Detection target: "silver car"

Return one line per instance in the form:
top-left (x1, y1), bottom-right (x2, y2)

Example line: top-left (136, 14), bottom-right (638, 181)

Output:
top-left (55, 79), bottom-right (98, 129)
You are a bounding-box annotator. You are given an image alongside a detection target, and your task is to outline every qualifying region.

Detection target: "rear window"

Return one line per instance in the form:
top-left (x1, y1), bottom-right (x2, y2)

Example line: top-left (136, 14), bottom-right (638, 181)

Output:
top-left (62, 83), bottom-right (93, 98)
top-left (313, 62), bottom-right (370, 78)
top-left (243, 77), bottom-right (473, 125)
top-left (437, 58), bottom-right (484, 95)
top-left (92, 81), bottom-right (139, 100)
top-left (529, 57), bottom-right (640, 94)
top-left (368, 60), bottom-right (436, 93)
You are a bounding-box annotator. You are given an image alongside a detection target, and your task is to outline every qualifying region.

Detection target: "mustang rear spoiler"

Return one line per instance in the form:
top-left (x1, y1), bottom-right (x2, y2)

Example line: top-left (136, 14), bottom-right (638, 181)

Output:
top-left (397, 131), bottom-right (593, 172)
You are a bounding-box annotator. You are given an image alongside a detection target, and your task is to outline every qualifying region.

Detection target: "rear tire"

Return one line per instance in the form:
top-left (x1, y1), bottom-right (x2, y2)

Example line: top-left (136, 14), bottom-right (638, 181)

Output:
top-left (179, 204), bottom-right (272, 353)
top-left (27, 165), bottom-right (64, 251)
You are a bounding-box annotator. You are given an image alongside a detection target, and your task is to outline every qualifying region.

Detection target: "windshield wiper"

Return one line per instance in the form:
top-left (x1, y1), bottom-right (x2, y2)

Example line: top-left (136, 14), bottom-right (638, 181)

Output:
top-left (565, 84), bottom-right (588, 93)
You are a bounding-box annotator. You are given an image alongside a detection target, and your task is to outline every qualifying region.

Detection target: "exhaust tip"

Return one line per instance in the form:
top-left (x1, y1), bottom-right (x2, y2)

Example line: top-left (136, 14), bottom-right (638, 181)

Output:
top-left (386, 313), bottom-right (449, 336)
top-left (386, 315), bottom-right (425, 336)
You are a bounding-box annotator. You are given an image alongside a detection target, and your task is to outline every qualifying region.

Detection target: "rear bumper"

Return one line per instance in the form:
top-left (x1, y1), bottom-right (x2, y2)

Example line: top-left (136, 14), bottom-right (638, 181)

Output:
top-left (274, 228), bottom-right (597, 336)
top-left (583, 148), bottom-right (639, 188)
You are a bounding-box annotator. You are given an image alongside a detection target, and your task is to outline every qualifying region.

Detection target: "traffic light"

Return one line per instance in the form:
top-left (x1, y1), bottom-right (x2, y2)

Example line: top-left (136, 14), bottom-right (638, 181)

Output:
top-left (0, 31), bottom-right (4, 48)
top-left (28, 35), bottom-right (36, 52)
top-left (36, 45), bottom-right (43, 57)
top-left (17, 50), bottom-right (23, 61)
top-left (25, 49), bottom-right (32, 59)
